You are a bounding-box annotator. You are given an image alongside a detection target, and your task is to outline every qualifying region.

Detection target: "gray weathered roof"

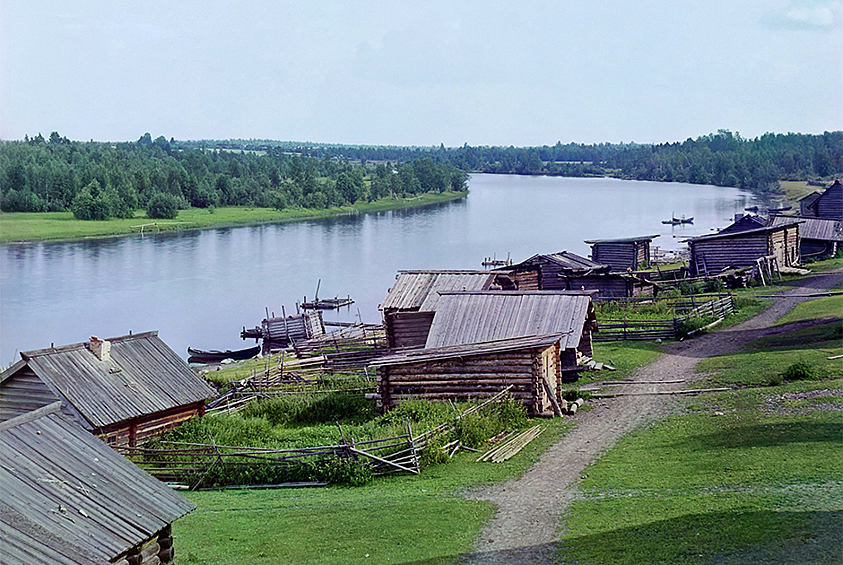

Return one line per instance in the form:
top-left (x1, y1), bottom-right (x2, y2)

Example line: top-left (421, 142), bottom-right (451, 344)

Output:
top-left (0, 403), bottom-right (196, 565)
top-left (371, 334), bottom-right (564, 368)
top-left (718, 214), bottom-right (767, 234)
top-left (380, 271), bottom-right (503, 312)
top-left (684, 219), bottom-right (800, 243)
top-left (425, 291), bottom-right (594, 350)
top-left (9, 331), bottom-right (217, 429)
top-left (768, 214), bottom-right (843, 242)
top-left (511, 251), bottom-right (605, 272)
top-left (584, 234), bottom-right (660, 244)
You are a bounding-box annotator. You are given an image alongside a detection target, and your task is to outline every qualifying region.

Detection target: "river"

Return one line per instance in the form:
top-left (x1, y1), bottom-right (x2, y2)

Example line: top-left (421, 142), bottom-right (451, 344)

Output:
top-left (0, 174), bottom-right (753, 364)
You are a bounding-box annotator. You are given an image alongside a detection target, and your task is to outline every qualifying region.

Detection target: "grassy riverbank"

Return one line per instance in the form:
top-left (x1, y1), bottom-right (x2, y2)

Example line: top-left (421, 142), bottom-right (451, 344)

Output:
top-left (0, 190), bottom-right (467, 243)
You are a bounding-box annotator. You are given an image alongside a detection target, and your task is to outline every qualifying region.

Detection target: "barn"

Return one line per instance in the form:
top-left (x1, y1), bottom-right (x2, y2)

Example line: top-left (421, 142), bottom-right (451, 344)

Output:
top-left (0, 402), bottom-right (195, 565)
top-left (686, 218), bottom-right (800, 276)
top-left (769, 214), bottom-right (843, 260)
top-left (373, 290), bottom-right (597, 415)
top-left (0, 331), bottom-right (217, 447)
top-left (584, 235), bottom-right (660, 272)
top-left (379, 270), bottom-right (515, 349)
top-left (501, 250), bottom-right (658, 298)
top-left (802, 180), bottom-right (842, 219)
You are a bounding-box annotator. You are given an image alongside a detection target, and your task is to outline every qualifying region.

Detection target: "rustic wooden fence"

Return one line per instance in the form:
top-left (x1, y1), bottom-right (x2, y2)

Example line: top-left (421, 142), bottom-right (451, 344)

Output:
top-left (594, 294), bottom-right (734, 341)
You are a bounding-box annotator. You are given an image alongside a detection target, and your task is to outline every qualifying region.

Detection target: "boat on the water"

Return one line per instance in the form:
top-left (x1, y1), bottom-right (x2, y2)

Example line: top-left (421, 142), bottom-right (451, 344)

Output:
top-left (187, 345), bottom-right (261, 364)
top-left (300, 279), bottom-right (354, 310)
top-left (662, 215), bottom-right (694, 225)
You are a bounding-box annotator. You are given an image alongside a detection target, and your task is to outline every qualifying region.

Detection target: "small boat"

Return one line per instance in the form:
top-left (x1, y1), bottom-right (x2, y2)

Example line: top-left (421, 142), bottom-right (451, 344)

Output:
top-left (187, 345), bottom-right (261, 364)
top-left (662, 215), bottom-right (693, 225)
top-left (300, 279), bottom-right (353, 310)
top-left (481, 252), bottom-right (512, 268)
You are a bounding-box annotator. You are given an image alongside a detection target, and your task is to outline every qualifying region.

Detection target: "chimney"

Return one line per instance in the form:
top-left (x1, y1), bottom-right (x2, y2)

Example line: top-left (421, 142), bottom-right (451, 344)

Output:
top-left (89, 336), bottom-right (111, 362)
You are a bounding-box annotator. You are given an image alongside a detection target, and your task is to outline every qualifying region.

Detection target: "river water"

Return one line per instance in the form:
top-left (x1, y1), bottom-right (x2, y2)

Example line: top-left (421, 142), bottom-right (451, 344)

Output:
top-left (0, 174), bottom-right (753, 364)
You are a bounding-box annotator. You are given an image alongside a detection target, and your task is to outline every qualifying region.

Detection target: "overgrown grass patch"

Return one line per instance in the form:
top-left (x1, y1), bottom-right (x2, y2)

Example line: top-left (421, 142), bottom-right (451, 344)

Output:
top-left (589, 342), bottom-right (663, 381)
top-left (174, 416), bottom-right (571, 564)
top-left (774, 294), bottom-right (843, 327)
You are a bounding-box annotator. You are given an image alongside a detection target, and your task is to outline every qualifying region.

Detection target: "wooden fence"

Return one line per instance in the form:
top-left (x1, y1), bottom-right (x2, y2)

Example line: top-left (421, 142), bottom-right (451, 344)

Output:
top-left (594, 294), bottom-right (734, 341)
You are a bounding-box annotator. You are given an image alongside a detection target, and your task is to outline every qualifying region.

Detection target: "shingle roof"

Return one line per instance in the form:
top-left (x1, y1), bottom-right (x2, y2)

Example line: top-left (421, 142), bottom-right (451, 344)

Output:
top-left (6, 331), bottom-right (216, 429)
top-left (684, 219), bottom-right (800, 243)
top-left (510, 251), bottom-right (605, 272)
top-left (425, 291), bottom-right (594, 350)
top-left (583, 235), bottom-right (660, 244)
top-left (380, 271), bottom-right (503, 312)
top-left (0, 403), bottom-right (195, 565)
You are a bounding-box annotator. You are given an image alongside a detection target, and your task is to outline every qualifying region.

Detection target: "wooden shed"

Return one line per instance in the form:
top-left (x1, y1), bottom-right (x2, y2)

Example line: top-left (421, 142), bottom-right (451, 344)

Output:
top-left (372, 334), bottom-right (568, 416)
top-left (769, 214), bottom-right (843, 259)
top-left (584, 235), bottom-right (660, 272)
top-left (803, 180), bottom-right (842, 219)
top-left (686, 219), bottom-right (800, 276)
top-left (425, 290), bottom-right (597, 365)
top-left (379, 270), bottom-right (515, 349)
top-left (0, 331), bottom-right (217, 447)
top-left (503, 250), bottom-right (658, 298)
top-left (0, 402), bottom-right (195, 565)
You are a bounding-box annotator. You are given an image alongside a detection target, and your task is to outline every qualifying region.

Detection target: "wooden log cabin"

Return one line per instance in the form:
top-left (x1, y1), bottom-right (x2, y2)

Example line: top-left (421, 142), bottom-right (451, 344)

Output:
top-left (0, 402), bottom-right (195, 565)
top-left (379, 270), bottom-right (516, 349)
top-left (686, 217), bottom-right (801, 276)
top-left (802, 180), bottom-right (843, 220)
top-left (502, 250), bottom-right (658, 298)
top-left (584, 235), bottom-right (660, 272)
top-left (769, 214), bottom-right (843, 260)
top-left (0, 331), bottom-right (217, 447)
top-left (372, 290), bottom-right (597, 415)
top-left (372, 334), bottom-right (569, 416)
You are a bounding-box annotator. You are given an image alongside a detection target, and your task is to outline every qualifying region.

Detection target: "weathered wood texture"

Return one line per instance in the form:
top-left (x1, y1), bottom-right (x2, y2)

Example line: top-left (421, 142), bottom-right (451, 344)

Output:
top-left (0, 405), bottom-right (194, 565)
top-left (769, 214), bottom-right (843, 259)
top-left (688, 224), bottom-right (799, 276)
top-left (586, 237), bottom-right (657, 272)
top-left (385, 312), bottom-right (435, 349)
top-left (806, 180), bottom-right (843, 219)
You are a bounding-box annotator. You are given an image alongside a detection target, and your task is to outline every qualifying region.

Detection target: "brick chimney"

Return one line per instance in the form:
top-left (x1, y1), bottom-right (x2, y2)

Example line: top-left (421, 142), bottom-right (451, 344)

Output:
top-left (89, 336), bottom-right (111, 362)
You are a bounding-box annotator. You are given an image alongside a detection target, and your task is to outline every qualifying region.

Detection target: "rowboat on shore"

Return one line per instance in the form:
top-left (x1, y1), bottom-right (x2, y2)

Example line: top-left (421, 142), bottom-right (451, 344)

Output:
top-left (187, 345), bottom-right (261, 364)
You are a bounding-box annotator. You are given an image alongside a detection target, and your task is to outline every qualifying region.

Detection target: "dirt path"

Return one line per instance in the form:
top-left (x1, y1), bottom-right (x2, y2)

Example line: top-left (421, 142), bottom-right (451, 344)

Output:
top-left (459, 268), bottom-right (843, 565)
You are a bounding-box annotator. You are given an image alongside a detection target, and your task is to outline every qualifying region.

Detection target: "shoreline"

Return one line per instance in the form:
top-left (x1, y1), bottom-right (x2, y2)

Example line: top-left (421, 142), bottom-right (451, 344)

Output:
top-left (0, 190), bottom-right (468, 245)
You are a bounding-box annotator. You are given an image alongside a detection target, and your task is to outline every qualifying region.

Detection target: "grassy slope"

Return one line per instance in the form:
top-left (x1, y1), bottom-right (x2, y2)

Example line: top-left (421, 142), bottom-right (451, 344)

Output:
top-left (0, 191), bottom-right (467, 243)
top-left (556, 278), bottom-right (843, 564)
top-left (174, 418), bottom-right (570, 565)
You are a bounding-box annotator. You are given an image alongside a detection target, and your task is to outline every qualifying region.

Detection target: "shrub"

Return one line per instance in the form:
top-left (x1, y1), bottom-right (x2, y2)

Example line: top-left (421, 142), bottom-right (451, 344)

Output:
top-left (782, 360), bottom-right (816, 381)
top-left (767, 374), bottom-right (784, 387)
top-left (146, 192), bottom-right (180, 219)
top-left (676, 315), bottom-right (717, 338)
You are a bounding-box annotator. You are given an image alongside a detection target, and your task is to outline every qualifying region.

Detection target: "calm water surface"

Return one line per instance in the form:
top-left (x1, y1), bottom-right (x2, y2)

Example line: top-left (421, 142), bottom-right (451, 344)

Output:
top-left (1, 175), bottom-right (752, 364)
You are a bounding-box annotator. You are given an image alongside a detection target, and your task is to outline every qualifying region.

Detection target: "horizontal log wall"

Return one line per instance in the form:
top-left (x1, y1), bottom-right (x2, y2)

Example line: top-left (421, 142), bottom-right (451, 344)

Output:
top-left (512, 269), bottom-right (540, 290)
top-left (691, 235), bottom-right (768, 275)
top-left (96, 402), bottom-right (205, 447)
top-left (0, 367), bottom-right (61, 421)
top-left (591, 242), bottom-right (646, 271)
top-left (378, 349), bottom-right (549, 415)
top-left (385, 311), bottom-right (435, 349)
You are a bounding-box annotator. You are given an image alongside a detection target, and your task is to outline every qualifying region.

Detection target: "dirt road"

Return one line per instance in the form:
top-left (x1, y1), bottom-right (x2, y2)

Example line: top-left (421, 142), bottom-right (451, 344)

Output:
top-left (460, 268), bottom-right (843, 565)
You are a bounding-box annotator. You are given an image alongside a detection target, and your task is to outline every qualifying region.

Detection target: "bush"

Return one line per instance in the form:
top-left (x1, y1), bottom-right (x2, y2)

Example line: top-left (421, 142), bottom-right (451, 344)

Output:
top-left (71, 179), bottom-right (128, 220)
top-left (1, 189), bottom-right (46, 212)
top-left (676, 315), bottom-right (717, 338)
top-left (146, 192), bottom-right (180, 219)
top-left (782, 360), bottom-right (816, 381)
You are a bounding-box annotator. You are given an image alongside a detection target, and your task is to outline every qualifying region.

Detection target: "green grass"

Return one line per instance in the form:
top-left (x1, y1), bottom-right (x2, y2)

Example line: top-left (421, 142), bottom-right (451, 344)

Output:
top-left (589, 342), bottom-right (663, 380)
top-left (556, 278), bottom-right (843, 565)
top-left (775, 295), bottom-right (843, 327)
top-left (174, 416), bottom-right (571, 565)
top-left (0, 190), bottom-right (467, 243)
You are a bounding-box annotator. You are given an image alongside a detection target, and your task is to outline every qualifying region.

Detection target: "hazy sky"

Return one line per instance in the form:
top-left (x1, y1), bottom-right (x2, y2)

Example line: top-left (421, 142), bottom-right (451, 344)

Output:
top-left (1, 0), bottom-right (841, 146)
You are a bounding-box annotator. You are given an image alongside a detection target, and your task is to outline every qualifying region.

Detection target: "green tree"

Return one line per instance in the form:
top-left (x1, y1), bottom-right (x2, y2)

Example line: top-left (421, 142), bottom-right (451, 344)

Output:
top-left (146, 192), bottom-right (179, 219)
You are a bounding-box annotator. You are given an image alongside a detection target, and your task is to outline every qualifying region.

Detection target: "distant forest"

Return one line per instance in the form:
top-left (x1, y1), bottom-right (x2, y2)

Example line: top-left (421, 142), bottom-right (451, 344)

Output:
top-left (1, 130), bottom-right (841, 219)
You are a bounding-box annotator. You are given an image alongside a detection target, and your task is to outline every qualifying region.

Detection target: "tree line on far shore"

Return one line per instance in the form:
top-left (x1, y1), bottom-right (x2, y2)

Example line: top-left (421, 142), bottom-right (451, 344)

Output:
top-left (1, 129), bottom-right (840, 220)
top-left (0, 132), bottom-right (468, 219)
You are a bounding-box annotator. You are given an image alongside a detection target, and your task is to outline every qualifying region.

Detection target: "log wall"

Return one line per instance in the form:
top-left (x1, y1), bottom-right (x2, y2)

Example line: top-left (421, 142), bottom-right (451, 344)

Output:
top-left (377, 346), bottom-right (565, 416)
top-left (591, 242), bottom-right (648, 271)
top-left (511, 269), bottom-right (540, 290)
top-left (95, 402), bottom-right (206, 447)
top-left (384, 311), bottom-right (436, 348)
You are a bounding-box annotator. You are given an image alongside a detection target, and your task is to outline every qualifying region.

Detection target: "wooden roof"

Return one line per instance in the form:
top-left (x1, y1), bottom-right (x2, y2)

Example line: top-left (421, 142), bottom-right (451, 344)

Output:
top-left (685, 219), bottom-right (800, 243)
top-left (584, 235), bottom-right (660, 244)
top-left (0, 403), bottom-right (196, 565)
top-left (4, 331), bottom-right (217, 429)
top-left (718, 214), bottom-right (767, 234)
top-left (425, 291), bottom-right (594, 350)
top-left (509, 251), bottom-right (606, 272)
top-left (769, 215), bottom-right (843, 242)
top-left (380, 270), bottom-right (505, 312)
top-left (371, 334), bottom-right (565, 368)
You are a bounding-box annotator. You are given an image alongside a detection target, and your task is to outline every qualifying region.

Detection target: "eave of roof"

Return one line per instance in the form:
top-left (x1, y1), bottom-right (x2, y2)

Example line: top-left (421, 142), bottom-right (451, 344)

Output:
top-left (584, 234), bottom-right (661, 244)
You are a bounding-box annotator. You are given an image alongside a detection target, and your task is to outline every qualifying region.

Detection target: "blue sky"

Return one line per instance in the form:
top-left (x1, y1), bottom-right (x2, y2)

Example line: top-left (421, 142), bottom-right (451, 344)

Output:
top-left (1, 0), bottom-right (841, 146)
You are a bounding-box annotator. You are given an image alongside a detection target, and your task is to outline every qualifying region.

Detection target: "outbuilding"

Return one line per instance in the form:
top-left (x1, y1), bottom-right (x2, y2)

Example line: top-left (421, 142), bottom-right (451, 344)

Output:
top-left (0, 331), bottom-right (217, 447)
top-left (0, 402), bottom-right (195, 565)
top-left (584, 235), bottom-right (660, 272)
top-left (769, 214), bottom-right (843, 260)
top-left (802, 180), bottom-right (842, 219)
top-left (379, 270), bottom-right (515, 349)
top-left (685, 218), bottom-right (800, 276)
